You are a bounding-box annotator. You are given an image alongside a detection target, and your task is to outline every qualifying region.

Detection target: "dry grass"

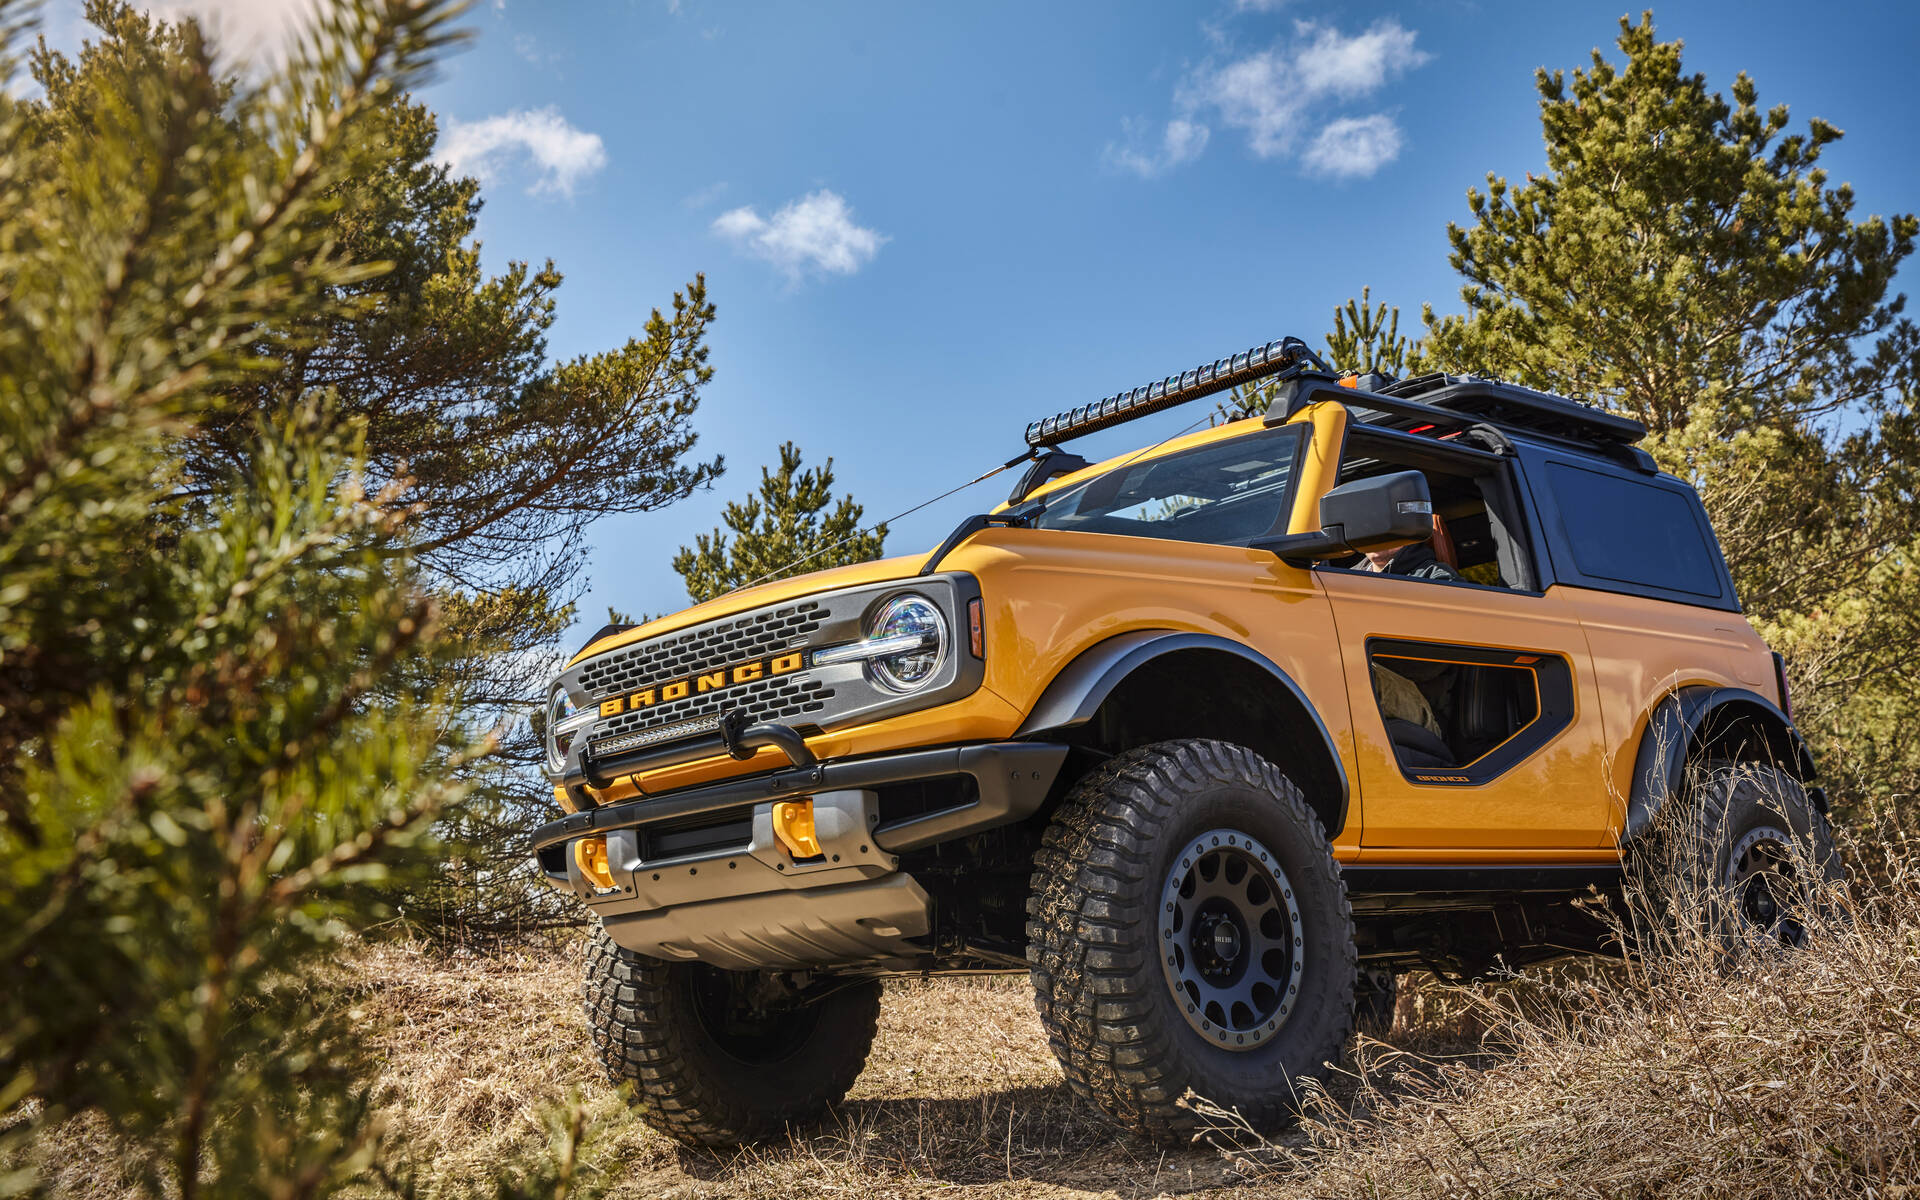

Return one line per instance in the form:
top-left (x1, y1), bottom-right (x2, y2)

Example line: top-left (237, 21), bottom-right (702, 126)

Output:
top-left (20, 838), bottom-right (1920, 1199)
top-left (1215, 825), bottom-right (1920, 1199)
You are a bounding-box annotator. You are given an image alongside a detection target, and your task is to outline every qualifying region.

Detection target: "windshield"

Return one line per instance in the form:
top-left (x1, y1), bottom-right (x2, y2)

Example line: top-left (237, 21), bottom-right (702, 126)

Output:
top-left (1026, 423), bottom-right (1305, 547)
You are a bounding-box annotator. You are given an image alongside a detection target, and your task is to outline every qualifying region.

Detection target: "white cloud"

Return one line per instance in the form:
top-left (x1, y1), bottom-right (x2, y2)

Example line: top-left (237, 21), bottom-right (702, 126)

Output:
top-left (1183, 19), bottom-right (1426, 159)
top-left (1290, 20), bottom-right (1428, 101)
top-left (437, 107), bottom-right (607, 197)
top-left (1107, 117), bottom-right (1211, 178)
top-left (1302, 113), bottom-right (1402, 178)
top-left (682, 180), bottom-right (730, 209)
top-left (139, 0), bottom-right (316, 65)
top-left (711, 190), bottom-right (886, 280)
top-left (1115, 17), bottom-right (1426, 177)
top-left (1229, 0), bottom-right (1291, 11)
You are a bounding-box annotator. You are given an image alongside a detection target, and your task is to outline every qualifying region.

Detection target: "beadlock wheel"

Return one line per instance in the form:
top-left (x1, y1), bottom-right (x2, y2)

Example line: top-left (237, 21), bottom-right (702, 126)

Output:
top-left (1025, 739), bottom-right (1357, 1140)
top-left (1158, 828), bottom-right (1304, 1050)
top-left (1725, 823), bottom-right (1805, 945)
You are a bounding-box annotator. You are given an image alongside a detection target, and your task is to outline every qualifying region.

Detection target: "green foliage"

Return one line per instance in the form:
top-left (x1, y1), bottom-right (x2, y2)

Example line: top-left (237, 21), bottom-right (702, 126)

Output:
top-left (1327, 287), bottom-right (1416, 377)
top-left (0, 0), bottom-right (627, 1193)
top-left (673, 442), bottom-right (886, 604)
top-left (1221, 287), bottom-right (1419, 420)
top-left (1423, 11), bottom-right (1920, 825)
top-left (1424, 11), bottom-right (1913, 432)
top-left (21, 0), bottom-right (727, 941)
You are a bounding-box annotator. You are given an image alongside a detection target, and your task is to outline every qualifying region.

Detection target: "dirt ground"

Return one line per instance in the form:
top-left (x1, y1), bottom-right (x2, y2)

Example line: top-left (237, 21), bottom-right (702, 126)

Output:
top-left (352, 945), bottom-right (1279, 1199)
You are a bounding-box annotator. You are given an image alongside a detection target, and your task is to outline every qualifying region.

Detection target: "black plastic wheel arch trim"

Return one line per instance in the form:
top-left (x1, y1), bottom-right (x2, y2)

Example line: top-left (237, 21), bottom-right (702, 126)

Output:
top-left (1013, 629), bottom-right (1349, 834)
top-left (531, 740), bottom-right (1070, 859)
top-left (1624, 685), bottom-right (1819, 844)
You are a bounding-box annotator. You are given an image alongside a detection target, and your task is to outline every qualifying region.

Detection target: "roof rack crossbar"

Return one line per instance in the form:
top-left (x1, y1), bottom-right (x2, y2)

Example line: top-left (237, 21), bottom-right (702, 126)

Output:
top-left (1273, 382), bottom-right (1483, 434)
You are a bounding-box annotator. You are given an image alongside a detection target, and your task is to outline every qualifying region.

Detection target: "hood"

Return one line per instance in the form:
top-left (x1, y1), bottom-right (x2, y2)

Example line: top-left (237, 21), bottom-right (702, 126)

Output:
top-left (568, 551), bottom-right (932, 665)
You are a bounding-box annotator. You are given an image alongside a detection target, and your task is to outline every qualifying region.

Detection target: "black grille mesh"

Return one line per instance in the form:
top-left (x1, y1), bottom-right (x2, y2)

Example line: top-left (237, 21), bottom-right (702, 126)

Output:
top-left (593, 676), bottom-right (832, 740)
top-left (577, 601), bottom-right (832, 736)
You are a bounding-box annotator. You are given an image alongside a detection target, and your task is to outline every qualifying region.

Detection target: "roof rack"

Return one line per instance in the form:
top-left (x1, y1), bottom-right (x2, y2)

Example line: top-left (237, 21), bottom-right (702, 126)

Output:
top-left (1014, 337), bottom-right (1650, 467)
top-left (1372, 373), bottom-right (1646, 445)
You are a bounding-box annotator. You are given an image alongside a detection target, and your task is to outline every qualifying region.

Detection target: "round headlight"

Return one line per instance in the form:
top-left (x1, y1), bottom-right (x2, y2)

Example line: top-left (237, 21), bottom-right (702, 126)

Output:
top-left (870, 594), bottom-right (948, 692)
top-left (545, 685), bottom-right (582, 774)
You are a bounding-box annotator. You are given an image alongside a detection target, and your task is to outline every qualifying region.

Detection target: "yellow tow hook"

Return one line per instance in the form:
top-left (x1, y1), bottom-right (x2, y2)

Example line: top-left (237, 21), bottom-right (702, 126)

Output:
top-left (573, 834), bottom-right (617, 890)
top-left (771, 799), bottom-right (824, 860)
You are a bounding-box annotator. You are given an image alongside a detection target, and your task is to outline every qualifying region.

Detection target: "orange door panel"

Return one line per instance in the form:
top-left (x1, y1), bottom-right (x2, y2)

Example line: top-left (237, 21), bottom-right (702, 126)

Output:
top-left (947, 528), bottom-right (1363, 848)
top-left (1317, 570), bottom-right (1612, 850)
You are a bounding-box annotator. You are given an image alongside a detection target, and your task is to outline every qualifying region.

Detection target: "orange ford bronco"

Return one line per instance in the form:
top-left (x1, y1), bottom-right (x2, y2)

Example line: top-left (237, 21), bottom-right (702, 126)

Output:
top-left (534, 337), bottom-right (1832, 1145)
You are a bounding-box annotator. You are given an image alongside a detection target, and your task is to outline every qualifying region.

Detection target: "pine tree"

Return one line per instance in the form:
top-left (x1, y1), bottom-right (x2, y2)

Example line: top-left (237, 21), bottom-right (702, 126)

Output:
top-left (1327, 286), bottom-right (1415, 376)
top-left (672, 443), bottom-right (886, 604)
top-left (1221, 287), bottom-right (1419, 420)
top-left (23, 2), bottom-right (728, 939)
top-left (1422, 11), bottom-right (1920, 823)
top-left (0, 1), bottom-right (610, 1192)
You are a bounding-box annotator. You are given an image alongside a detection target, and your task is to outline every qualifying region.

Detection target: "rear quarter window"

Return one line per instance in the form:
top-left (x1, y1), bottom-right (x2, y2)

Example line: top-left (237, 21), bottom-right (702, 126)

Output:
top-left (1541, 461), bottom-right (1724, 598)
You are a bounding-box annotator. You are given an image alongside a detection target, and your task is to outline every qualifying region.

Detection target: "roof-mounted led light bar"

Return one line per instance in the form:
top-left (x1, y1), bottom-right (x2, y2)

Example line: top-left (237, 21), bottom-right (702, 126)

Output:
top-left (1024, 336), bottom-right (1328, 448)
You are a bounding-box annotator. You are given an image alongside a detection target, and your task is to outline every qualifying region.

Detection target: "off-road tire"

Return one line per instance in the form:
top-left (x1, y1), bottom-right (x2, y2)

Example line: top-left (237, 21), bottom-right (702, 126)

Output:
top-left (1636, 758), bottom-right (1846, 948)
top-left (583, 924), bottom-right (881, 1147)
top-left (1026, 739), bottom-right (1356, 1141)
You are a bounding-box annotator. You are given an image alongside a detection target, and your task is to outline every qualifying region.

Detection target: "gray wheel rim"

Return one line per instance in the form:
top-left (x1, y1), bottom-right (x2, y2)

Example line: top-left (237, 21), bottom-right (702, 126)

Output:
top-left (1158, 828), bottom-right (1304, 1051)
top-left (1725, 824), bottom-right (1806, 945)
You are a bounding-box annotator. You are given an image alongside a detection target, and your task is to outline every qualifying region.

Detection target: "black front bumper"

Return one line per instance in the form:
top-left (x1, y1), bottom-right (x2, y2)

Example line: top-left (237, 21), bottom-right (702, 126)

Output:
top-left (532, 740), bottom-right (1068, 971)
top-left (532, 739), bottom-right (1068, 867)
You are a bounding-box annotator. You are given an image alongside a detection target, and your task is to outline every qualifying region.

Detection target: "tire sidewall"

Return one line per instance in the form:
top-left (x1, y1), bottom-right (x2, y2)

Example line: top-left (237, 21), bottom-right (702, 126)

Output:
top-left (1702, 763), bottom-right (1842, 885)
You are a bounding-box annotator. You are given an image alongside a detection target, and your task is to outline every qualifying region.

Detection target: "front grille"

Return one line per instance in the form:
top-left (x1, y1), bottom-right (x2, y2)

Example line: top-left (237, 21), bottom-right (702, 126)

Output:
top-left (592, 674), bottom-right (832, 739)
top-left (578, 602), bottom-right (825, 697)
top-left (577, 600), bottom-right (834, 740)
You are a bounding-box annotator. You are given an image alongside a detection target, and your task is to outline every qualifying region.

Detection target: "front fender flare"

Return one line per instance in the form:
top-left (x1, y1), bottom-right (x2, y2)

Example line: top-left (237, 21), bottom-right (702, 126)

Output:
top-left (1014, 629), bottom-right (1349, 834)
top-left (1625, 685), bottom-right (1820, 844)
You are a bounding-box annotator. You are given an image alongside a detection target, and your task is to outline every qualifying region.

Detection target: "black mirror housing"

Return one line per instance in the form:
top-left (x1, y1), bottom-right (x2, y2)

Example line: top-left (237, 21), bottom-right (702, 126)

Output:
top-left (1320, 470), bottom-right (1434, 551)
top-left (1251, 469), bottom-right (1434, 566)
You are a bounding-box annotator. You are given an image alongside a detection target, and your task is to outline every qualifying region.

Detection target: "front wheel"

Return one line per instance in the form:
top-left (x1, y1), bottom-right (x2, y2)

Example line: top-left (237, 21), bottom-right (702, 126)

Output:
top-left (1026, 740), bottom-right (1356, 1140)
top-left (583, 925), bottom-right (881, 1147)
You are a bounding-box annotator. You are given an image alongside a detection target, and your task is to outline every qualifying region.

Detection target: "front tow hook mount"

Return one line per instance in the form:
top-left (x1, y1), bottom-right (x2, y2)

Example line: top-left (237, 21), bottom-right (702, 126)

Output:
top-left (719, 710), bottom-right (818, 769)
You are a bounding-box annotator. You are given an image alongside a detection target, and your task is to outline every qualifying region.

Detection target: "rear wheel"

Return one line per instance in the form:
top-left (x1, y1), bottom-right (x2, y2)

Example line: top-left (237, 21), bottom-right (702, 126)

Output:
top-left (583, 924), bottom-right (881, 1147)
top-left (1638, 759), bottom-right (1846, 950)
top-left (1027, 739), bottom-right (1356, 1140)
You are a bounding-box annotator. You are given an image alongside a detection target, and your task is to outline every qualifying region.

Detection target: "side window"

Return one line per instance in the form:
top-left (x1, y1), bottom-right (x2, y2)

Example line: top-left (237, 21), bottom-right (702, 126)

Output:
top-left (1540, 462), bottom-right (1722, 598)
top-left (1367, 640), bottom-right (1576, 785)
top-left (1330, 444), bottom-right (1536, 590)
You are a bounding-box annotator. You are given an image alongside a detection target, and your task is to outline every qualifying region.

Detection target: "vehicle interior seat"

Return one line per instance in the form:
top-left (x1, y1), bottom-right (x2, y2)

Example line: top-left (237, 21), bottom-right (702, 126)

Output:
top-left (1429, 512), bottom-right (1458, 569)
top-left (1385, 717), bottom-right (1454, 768)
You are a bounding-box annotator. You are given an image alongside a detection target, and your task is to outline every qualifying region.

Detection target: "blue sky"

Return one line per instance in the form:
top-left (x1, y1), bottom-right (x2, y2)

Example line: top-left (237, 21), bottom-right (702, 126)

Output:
top-left (46, 1), bottom-right (1920, 642)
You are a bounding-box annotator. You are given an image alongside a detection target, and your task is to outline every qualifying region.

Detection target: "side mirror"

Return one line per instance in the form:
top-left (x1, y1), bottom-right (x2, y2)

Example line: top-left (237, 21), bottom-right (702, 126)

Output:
top-left (1321, 470), bottom-right (1435, 551)
top-left (1252, 470), bottom-right (1434, 566)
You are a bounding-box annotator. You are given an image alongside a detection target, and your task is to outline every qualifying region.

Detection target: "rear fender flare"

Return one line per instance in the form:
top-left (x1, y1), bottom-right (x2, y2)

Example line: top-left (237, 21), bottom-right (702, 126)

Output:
top-left (1625, 685), bottom-right (1820, 844)
top-left (1015, 630), bottom-right (1350, 837)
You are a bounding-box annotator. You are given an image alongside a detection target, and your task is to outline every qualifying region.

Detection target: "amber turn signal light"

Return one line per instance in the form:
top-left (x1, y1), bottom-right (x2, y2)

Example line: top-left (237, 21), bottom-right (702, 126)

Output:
top-left (573, 835), bottom-right (616, 890)
top-left (967, 598), bottom-right (984, 659)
